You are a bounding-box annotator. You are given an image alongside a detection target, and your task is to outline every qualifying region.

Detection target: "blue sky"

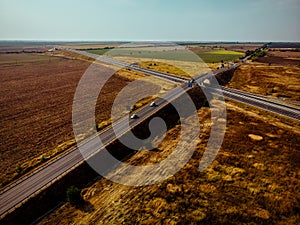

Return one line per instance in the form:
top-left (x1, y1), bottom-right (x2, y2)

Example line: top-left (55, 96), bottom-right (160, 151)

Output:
top-left (0, 0), bottom-right (299, 41)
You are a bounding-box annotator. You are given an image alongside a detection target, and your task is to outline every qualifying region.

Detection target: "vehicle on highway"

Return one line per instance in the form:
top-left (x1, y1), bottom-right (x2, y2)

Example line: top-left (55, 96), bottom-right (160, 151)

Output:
top-left (203, 79), bottom-right (211, 86)
top-left (150, 101), bottom-right (157, 107)
top-left (130, 114), bottom-right (139, 119)
top-left (199, 79), bottom-right (211, 87)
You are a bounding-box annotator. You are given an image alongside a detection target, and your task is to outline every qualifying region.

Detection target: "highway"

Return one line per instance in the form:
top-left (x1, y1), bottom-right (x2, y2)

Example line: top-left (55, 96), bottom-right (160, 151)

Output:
top-left (0, 76), bottom-right (190, 218)
top-left (70, 49), bottom-right (300, 120)
top-left (1, 48), bottom-right (299, 220)
top-left (70, 49), bottom-right (187, 83)
top-left (219, 87), bottom-right (300, 120)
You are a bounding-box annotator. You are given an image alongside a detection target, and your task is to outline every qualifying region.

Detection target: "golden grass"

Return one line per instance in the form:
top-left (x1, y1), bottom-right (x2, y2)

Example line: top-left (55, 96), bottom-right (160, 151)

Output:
top-left (38, 96), bottom-right (299, 225)
top-left (113, 56), bottom-right (212, 78)
top-left (228, 62), bottom-right (300, 102)
top-left (138, 61), bottom-right (191, 78)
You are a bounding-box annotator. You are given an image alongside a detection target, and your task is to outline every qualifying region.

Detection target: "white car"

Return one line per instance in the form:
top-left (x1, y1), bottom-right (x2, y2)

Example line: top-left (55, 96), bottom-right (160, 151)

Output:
top-left (130, 114), bottom-right (138, 119)
top-left (203, 79), bottom-right (211, 86)
top-left (150, 101), bottom-right (157, 107)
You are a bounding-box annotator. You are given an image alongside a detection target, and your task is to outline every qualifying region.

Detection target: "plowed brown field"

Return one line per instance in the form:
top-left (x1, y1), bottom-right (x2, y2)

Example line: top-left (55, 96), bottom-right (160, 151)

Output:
top-left (0, 55), bottom-right (133, 187)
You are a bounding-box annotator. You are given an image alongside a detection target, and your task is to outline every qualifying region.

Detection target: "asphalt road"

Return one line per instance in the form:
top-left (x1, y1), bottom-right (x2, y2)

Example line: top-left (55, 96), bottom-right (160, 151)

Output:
top-left (0, 76), bottom-right (190, 218)
top-left (71, 49), bottom-right (187, 83)
top-left (219, 87), bottom-right (300, 120)
top-left (1, 49), bottom-right (299, 219)
top-left (68, 49), bottom-right (300, 120)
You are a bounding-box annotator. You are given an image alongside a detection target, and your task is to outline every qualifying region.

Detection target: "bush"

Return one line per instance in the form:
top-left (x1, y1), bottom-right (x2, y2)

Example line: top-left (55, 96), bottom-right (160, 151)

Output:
top-left (15, 164), bottom-right (22, 175)
top-left (67, 186), bottom-right (82, 205)
top-left (131, 104), bottom-right (137, 111)
top-left (256, 49), bottom-right (266, 57)
top-left (40, 155), bottom-right (47, 162)
top-left (95, 123), bottom-right (100, 132)
top-left (245, 50), bottom-right (254, 57)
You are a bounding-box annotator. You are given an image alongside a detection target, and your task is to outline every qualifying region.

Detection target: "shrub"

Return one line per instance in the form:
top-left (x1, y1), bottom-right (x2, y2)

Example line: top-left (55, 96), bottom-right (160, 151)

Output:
top-left (131, 104), bottom-right (137, 111)
top-left (40, 155), bottom-right (47, 162)
top-left (15, 164), bottom-right (22, 175)
top-left (67, 186), bottom-right (82, 205)
top-left (95, 123), bottom-right (100, 132)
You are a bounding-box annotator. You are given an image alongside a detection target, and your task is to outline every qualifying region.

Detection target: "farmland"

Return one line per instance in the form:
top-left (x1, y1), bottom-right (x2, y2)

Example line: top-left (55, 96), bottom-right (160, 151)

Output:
top-left (36, 47), bottom-right (300, 225)
top-left (0, 50), bottom-right (177, 189)
top-left (0, 53), bottom-right (61, 64)
top-left (86, 47), bottom-right (244, 64)
top-left (0, 53), bottom-right (135, 188)
top-left (195, 49), bottom-right (244, 63)
top-left (256, 50), bottom-right (300, 66)
top-left (187, 43), bottom-right (264, 53)
top-left (1, 44), bottom-right (299, 224)
top-left (39, 94), bottom-right (300, 225)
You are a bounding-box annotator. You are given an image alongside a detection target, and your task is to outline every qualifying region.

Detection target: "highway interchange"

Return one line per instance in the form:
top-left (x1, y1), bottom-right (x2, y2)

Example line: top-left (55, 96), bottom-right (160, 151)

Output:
top-left (0, 48), bottom-right (299, 220)
top-left (72, 49), bottom-right (300, 120)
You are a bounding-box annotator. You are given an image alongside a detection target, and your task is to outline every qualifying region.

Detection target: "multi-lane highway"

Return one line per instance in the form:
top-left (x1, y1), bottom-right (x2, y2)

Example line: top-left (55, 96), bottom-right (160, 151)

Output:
top-left (1, 48), bottom-right (299, 220)
top-left (70, 49), bottom-right (300, 120)
top-left (219, 87), bottom-right (300, 120)
top-left (0, 73), bottom-right (190, 218)
top-left (71, 49), bottom-right (187, 83)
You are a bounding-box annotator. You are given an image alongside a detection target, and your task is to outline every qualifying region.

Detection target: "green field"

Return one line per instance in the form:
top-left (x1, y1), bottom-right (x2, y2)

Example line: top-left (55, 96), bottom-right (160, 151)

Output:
top-left (196, 50), bottom-right (244, 63)
top-left (86, 48), bottom-right (244, 63)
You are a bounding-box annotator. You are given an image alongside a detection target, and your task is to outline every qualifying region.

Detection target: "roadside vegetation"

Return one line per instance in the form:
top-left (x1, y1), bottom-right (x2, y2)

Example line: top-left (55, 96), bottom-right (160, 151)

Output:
top-left (245, 48), bottom-right (266, 61)
top-left (85, 47), bottom-right (112, 55)
top-left (67, 186), bottom-right (82, 205)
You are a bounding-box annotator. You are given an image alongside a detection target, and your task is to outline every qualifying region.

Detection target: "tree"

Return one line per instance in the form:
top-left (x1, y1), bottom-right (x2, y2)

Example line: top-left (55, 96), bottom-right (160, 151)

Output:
top-left (131, 104), bottom-right (137, 111)
top-left (245, 50), bottom-right (254, 57)
top-left (67, 186), bottom-right (82, 205)
top-left (95, 123), bottom-right (100, 132)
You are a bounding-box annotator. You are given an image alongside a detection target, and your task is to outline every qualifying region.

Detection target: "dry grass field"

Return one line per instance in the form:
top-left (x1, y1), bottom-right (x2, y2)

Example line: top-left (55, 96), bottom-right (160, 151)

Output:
top-left (228, 52), bottom-right (300, 103)
top-left (38, 100), bottom-right (300, 225)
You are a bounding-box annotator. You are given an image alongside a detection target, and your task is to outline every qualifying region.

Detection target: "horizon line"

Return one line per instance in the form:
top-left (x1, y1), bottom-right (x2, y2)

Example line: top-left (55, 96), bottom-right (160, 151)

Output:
top-left (0, 39), bottom-right (299, 43)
